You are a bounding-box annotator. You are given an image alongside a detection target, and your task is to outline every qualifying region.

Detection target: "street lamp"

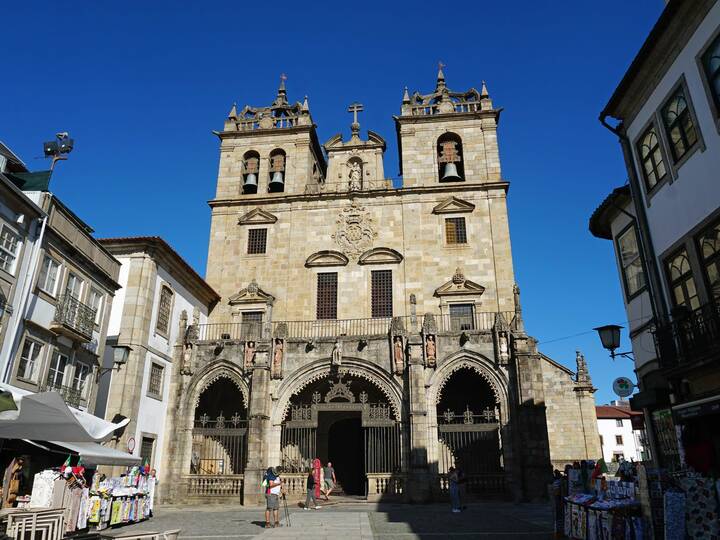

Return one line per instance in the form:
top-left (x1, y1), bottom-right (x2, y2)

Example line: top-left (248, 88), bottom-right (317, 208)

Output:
top-left (96, 345), bottom-right (131, 381)
top-left (594, 324), bottom-right (634, 360)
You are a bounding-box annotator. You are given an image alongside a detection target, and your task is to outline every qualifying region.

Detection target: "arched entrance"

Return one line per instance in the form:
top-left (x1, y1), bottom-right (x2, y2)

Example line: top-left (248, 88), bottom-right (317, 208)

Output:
top-left (280, 370), bottom-right (401, 496)
top-left (436, 366), bottom-right (504, 496)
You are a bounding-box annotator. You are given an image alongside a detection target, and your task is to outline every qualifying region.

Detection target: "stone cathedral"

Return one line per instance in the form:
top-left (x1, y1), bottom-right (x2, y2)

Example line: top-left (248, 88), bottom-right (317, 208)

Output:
top-left (161, 69), bottom-right (600, 505)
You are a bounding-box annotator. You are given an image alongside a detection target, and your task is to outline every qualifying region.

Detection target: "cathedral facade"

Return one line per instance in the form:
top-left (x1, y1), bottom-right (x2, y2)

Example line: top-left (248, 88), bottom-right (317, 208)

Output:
top-left (160, 70), bottom-right (600, 504)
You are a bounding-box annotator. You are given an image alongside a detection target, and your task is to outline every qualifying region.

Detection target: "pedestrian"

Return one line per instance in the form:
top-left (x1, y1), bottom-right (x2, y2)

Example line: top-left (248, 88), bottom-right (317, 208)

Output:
top-left (262, 467), bottom-right (283, 528)
top-left (448, 467), bottom-right (461, 513)
top-left (322, 461), bottom-right (336, 501)
top-left (456, 466), bottom-right (466, 510)
top-left (304, 467), bottom-right (321, 510)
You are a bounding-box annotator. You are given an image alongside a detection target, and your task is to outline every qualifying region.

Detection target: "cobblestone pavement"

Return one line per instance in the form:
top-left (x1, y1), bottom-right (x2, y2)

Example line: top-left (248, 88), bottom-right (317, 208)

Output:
top-left (103, 501), bottom-right (553, 540)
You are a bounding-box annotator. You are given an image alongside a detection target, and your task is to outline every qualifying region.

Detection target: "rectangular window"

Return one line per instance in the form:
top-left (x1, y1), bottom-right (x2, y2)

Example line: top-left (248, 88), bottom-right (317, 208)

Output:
top-left (87, 288), bottom-right (103, 325)
top-left (616, 419), bottom-right (623, 428)
top-left (449, 303), bottom-right (475, 331)
top-left (701, 34), bottom-right (720, 117)
top-left (617, 225), bottom-right (646, 298)
top-left (156, 286), bottom-right (173, 335)
top-left (148, 362), bottom-right (164, 398)
top-left (445, 218), bottom-right (467, 245)
top-left (316, 272), bottom-right (338, 320)
top-left (662, 86), bottom-right (699, 162)
top-left (140, 436), bottom-right (155, 465)
top-left (371, 270), bottom-right (393, 318)
top-left (697, 219), bottom-right (720, 300)
top-left (18, 339), bottom-right (42, 381)
top-left (666, 249), bottom-right (700, 311)
top-left (48, 351), bottom-right (69, 388)
top-left (615, 435), bottom-right (624, 445)
top-left (636, 125), bottom-right (667, 190)
top-left (247, 229), bottom-right (267, 255)
top-left (72, 363), bottom-right (91, 398)
top-left (0, 225), bottom-right (21, 274)
top-left (64, 272), bottom-right (83, 300)
top-left (38, 256), bottom-right (61, 296)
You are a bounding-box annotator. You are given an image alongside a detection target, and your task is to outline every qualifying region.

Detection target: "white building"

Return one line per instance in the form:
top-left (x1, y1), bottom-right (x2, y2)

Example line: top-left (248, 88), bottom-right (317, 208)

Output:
top-left (96, 237), bottom-right (218, 477)
top-left (596, 403), bottom-right (646, 463)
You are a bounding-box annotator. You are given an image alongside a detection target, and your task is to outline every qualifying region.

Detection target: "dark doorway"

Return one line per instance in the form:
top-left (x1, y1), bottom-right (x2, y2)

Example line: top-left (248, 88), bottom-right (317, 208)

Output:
top-left (327, 417), bottom-right (364, 495)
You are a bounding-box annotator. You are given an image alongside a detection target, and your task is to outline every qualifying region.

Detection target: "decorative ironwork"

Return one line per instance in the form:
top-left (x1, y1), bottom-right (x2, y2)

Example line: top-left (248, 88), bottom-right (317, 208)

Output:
top-left (230, 413), bottom-right (242, 427)
top-left (463, 406), bottom-right (474, 425)
top-left (290, 404), bottom-right (312, 421)
top-left (216, 412), bottom-right (226, 429)
top-left (324, 376), bottom-right (355, 403)
top-left (53, 295), bottom-right (96, 339)
top-left (369, 403), bottom-right (390, 419)
top-left (311, 391), bottom-right (321, 404)
top-left (199, 413), bottom-right (210, 426)
top-left (440, 406), bottom-right (498, 425)
top-left (359, 391), bottom-right (368, 404)
top-left (40, 380), bottom-right (81, 408)
top-left (443, 409), bottom-right (454, 423)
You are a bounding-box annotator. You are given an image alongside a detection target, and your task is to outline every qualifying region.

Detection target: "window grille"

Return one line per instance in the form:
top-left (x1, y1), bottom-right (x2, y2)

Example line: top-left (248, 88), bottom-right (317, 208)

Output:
top-left (371, 270), bottom-right (393, 318)
top-left (637, 126), bottom-right (667, 190)
top-left (156, 286), bottom-right (173, 335)
top-left (316, 273), bottom-right (338, 320)
top-left (445, 218), bottom-right (467, 244)
top-left (148, 363), bottom-right (164, 397)
top-left (662, 87), bottom-right (698, 161)
top-left (247, 229), bottom-right (267, 254)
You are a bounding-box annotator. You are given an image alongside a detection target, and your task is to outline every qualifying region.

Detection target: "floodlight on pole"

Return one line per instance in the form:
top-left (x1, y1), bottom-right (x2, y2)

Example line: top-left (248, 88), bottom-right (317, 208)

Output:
top-left (42, 132), bottom-right (74, 171)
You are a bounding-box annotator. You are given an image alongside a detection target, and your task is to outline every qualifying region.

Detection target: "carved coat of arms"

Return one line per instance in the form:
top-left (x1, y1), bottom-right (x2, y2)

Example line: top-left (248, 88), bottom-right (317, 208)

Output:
top-left (332, 202), bottom-right (377, 258)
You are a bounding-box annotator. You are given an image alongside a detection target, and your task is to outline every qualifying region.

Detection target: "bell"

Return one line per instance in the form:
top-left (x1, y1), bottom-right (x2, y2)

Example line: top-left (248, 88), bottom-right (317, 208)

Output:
top-left (269, 171), bottom-right (284, 189)
top-left (441, 162), bottom-right (462, 182)
top-left (244, 173), bottom-right (257, 187)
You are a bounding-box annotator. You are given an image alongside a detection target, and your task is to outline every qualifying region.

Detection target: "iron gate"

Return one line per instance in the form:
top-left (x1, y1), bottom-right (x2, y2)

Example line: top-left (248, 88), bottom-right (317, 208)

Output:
top-left (190, 416), bottom-right (247, 475)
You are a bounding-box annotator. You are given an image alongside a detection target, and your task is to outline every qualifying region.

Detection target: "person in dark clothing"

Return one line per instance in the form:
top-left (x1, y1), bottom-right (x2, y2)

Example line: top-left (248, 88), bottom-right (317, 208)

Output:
top-left (304, 468), bottom-right (321, 510)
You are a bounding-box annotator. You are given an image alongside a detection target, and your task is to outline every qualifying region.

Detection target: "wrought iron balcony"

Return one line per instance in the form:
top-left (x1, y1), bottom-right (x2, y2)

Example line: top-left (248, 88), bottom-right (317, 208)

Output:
top-left (40, 380), bottom-right (82, 408)
top-left (654, 301), bottom-right (720, 369)
top-left (51, 295), bottom-right (96, 341)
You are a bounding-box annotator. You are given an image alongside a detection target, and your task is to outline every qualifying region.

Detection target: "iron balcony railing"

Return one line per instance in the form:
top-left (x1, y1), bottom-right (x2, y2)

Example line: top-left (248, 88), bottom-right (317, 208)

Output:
top-left (53, 295), bottom-right (96, 339)
top-left (194, 312), bottom-right (516, 342)
top-left (40, 379), bottom-right (82, 408)
top-left (654, 301), bottom-right (720, 369)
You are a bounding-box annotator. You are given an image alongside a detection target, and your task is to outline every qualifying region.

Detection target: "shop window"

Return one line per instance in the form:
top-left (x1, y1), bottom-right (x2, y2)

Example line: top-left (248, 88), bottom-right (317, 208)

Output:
top-left (701, 33), bottom-right (720, 118)
top-left (697, 219), bottom-right (720, 299)
top-left (662, 85), bottom-right (699, 162)
top-left (148, 362), bottom-right (164, 398)
top-left (371, 270), bottom-right (393, 318)
top-left (156, 286), bottom-right (173, 335)
top-left (445, 217), bottom-right (467, 245)
top-left (247, 229), bottom-right (267, 254)
top-left (666, 249), bottom-right (700, 311)
top-left (316, 272), bottom-right (338, 320)
top-left (38, 256), bottom-right (61, 296)
top-left (449, 303), bottom-right (475, 331)
top-left (0, 225), bottom-right (21, 275)
top-left (18, 338), bottom-right (42, 382)
top-left (637, 125), bottom-right (667, 191)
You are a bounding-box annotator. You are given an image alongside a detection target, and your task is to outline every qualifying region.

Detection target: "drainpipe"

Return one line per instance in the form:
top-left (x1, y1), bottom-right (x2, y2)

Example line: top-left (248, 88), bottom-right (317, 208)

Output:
top-left (599, 114), bottom-right (667, 467)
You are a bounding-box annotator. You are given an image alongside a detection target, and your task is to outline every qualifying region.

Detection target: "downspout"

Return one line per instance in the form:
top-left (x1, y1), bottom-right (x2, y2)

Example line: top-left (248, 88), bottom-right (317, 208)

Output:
top-left (3, 198), bottom-right (50, 383)
top-left (599, 114), bottom-right (666, 467)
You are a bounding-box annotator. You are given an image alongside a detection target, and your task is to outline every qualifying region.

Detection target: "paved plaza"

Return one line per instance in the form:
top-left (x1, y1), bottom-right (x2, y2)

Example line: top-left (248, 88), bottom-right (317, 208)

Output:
top-left (105, 501), bottom-right (554, 539)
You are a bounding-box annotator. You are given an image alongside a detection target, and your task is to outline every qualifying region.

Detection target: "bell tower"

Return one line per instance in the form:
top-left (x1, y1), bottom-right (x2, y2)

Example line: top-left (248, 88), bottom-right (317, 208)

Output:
top-left (394, 66), bottom-right (501, 188)
top-left (213, 75), bottom-right (327, 199)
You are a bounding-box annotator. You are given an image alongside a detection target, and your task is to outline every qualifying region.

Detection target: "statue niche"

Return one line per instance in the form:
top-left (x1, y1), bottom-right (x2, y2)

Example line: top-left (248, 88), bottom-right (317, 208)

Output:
top-left (348, 158), bottom-right (362, 191)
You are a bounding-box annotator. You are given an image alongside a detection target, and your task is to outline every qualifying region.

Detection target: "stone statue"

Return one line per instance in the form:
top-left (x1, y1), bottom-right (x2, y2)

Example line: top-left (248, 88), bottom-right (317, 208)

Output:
top-left (393, 336), bottom-right (404, 374)
top-left (244, 340), bottom-right (256, 369)
top-left (498, 332), bottom-right (509, 363)
top-left (272, 338), bottom-right (284, 378)
top-left (331, 340), bottom-right (343, 366)
top-left (348, 161), bottom-right (362, 191)
top-left (425, 335), bottom-right (436, 367)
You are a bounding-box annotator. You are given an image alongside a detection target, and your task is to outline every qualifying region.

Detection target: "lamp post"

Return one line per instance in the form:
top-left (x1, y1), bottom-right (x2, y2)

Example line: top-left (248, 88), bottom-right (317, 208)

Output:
top-left (96, 345), bottom-right (131, 381)
top-left (593, 324), bottom-right (635, 360)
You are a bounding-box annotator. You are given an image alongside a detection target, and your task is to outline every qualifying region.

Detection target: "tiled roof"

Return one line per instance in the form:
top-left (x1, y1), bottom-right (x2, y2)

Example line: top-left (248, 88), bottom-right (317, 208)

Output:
top-left (596, 405), bottom-right (643, 419)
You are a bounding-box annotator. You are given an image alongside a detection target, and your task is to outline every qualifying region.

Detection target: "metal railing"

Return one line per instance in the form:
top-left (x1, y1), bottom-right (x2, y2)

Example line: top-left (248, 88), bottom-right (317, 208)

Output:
top-left (194, 312), bottom-right (515, 342)
top-left (40, 380), bottom-right (82, 408)
top-left (53, 295), bottom-right (96, 339)
top-left (654, 301), bottom-right (720, 368)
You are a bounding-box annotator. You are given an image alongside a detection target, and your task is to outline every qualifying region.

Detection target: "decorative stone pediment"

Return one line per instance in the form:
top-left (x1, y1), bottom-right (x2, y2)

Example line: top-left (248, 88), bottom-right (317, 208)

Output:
top-left (432, 196), bottom-right (476, 215)
top-left (305, 250), bottom-right (349, 268)
top-left (434, 268), bottom-right (485, 297)
top-left (358, 247), bottom-right (403, 265)
top-left (238, 208), bottom-right (278, 225)
top-left (228, 279), bottom-right (275, 305)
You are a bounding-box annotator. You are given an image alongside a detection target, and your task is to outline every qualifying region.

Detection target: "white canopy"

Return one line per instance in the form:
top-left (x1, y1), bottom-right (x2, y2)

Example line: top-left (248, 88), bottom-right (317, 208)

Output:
top-left (49, 441), bottom-right (141, 466)
top-left (0, 384), bottom-right (129, 442)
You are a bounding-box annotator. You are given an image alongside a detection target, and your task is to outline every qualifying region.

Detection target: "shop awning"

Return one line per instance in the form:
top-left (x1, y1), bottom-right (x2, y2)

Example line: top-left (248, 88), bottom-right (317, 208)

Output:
top-left (0, 384), bottom-right (129, 442)
top-left (48, 441), bottom-right (141, 466)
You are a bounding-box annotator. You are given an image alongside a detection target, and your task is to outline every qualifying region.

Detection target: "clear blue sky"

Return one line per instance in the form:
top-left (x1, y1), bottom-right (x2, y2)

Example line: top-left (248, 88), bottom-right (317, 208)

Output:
top-left (2, 1), bottom-right (665, 404)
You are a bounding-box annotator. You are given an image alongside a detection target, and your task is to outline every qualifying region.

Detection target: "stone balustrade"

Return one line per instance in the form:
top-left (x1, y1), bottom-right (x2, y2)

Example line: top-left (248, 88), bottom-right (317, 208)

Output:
top-left (366, 473), bottom-right (406, 501)
top-left (183, 475), bottom-right (243, 500)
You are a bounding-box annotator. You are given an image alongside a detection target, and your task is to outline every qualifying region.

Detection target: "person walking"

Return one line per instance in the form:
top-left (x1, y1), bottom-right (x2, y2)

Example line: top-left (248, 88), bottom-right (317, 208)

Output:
top-left (322, 461), bottom-right (336, 501)
top-left (448, 467), bottom-right (461, 513)
top-left (304, 467), bottom-right (321, 510)
top-left (263, 467), bottom-right (283, 528)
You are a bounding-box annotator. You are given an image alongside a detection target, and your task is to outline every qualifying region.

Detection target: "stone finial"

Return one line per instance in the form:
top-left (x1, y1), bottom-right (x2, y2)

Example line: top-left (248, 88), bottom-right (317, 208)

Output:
top-left (227, 103), bottom-right (237, 119)
top-left (274, 73), bottom-right (288, 105)
top-left (480, 81), bottom-right (489, 97)
top-left (575, 350), bottom-right (591, 384)
top-left (347, 102), bottom-right (363, 139)
top-left (452, 267), bottom-right (465, 285)
top-left (436, 61), bottom-right (446, 91)
top-left (480, 80), bottom-right (493, 111)
top-left (402, 86), bottom-right (410, 104)
top-left (302, 95), bottom-right (309, 111)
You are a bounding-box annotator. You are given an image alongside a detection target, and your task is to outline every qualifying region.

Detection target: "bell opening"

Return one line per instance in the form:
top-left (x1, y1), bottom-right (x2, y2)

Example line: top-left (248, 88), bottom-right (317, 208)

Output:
top-left (440, 162), bottom-right (462, 183)
top-left (268, 171), bottom-right (285, 193)
top-left (243, 173), bottom-right (258, 194)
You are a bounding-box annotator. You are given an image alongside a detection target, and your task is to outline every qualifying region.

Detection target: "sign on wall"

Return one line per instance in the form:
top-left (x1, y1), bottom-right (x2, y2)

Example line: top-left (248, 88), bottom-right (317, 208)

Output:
top-left (612, 377), bottom-right (635, 398)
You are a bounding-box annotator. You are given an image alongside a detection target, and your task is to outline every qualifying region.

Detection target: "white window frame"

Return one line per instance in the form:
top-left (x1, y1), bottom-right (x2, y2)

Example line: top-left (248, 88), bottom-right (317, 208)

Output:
top-left (48, 351), bottom-right (69, 388)
top-left (0, 225), bottom-right (22, 275)
top-left (72, 362), bottom-right (91, 398)
top-left (64, 272), bottom-right (84, 300)
top-left (38, 256), bottom-right (62, 296)
top-left (88, 287), bottom-right (104, 325)
top-left (17, 338), bottom-right (42, 382)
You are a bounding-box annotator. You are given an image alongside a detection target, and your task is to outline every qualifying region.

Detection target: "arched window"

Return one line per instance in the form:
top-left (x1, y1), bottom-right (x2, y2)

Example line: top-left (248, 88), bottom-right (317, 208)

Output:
top-left (437, 133), bottom-right (465, 183)
top-left (268, 149), bottom-right (286, 193)
top-left (242, 150), bottom-right (260, 194)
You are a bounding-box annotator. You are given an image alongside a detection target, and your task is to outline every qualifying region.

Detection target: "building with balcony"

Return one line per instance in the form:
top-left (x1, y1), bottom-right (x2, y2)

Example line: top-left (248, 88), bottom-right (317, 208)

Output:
top-left (158, 70), bottom-right (602, 505)
top-left (0, 142), bottom-right (121, 414)
top-left (590, 0), bottom-right (720, 474)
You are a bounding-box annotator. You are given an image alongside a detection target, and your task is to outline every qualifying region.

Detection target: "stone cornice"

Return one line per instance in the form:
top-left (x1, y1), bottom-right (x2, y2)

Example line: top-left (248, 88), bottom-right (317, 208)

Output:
top-left (214, 124), bottom-right (315, 140)
top-left (393, 108), bottom-right (502, 126)
top-left (208, 181), bottom-right (509, 209)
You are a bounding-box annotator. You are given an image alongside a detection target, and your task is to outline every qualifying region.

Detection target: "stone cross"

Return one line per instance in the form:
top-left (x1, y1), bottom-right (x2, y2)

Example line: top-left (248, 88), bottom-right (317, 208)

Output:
top-left (348, 102), bottom-right (364, 125)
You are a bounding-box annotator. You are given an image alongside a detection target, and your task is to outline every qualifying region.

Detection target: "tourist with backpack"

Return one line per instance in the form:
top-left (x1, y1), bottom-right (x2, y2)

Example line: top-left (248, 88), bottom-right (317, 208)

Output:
top-left (262, 467), bottom-right (283, 528)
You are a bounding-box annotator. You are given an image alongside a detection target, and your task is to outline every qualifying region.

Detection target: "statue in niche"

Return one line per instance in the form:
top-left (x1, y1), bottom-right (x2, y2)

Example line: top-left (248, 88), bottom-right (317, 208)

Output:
top-left (348, 161), bottom-right (362, 191)
top-left (393, 336), bottom-right (404, 375)
top-left (498, 332), bottom-right (509, 363)
top-left (425, 335), bottom-right (437, 368)
top-left (272, 338), bottom-right (284, 378)
top-left (331, 339), bottom-right (343, 367)
top-left (244, 340), bottom-right (256, 369)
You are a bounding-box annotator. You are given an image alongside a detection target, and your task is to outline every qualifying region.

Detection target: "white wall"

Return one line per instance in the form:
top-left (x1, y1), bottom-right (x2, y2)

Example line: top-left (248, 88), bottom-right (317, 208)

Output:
top-left (106, 258), bottom-right (130, 337)
top-left (598, 417), bottom-right (644, 462)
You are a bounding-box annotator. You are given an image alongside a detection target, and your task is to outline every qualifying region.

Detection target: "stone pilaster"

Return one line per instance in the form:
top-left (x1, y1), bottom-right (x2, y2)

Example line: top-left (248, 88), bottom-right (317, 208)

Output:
top-left (406, 335), bottom-right (431, 503)
top-left (243, 340), bottom-right (272, 505)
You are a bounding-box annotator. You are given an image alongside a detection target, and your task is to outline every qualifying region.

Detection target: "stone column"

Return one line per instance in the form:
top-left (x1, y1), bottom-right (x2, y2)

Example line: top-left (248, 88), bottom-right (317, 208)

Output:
top-left (406, 335), bottom-right (431, 503)
top-left (243, 340), bottom-right (272, 505)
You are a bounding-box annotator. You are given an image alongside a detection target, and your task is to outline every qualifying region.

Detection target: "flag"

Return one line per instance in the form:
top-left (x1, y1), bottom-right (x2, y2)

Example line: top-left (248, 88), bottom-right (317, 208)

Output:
top-left (142, 458), bottom-right (150, 474)
top-left (62, 455), bottom-right (71, 468)
top-left (597, 458), bottom-right (609, 473)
